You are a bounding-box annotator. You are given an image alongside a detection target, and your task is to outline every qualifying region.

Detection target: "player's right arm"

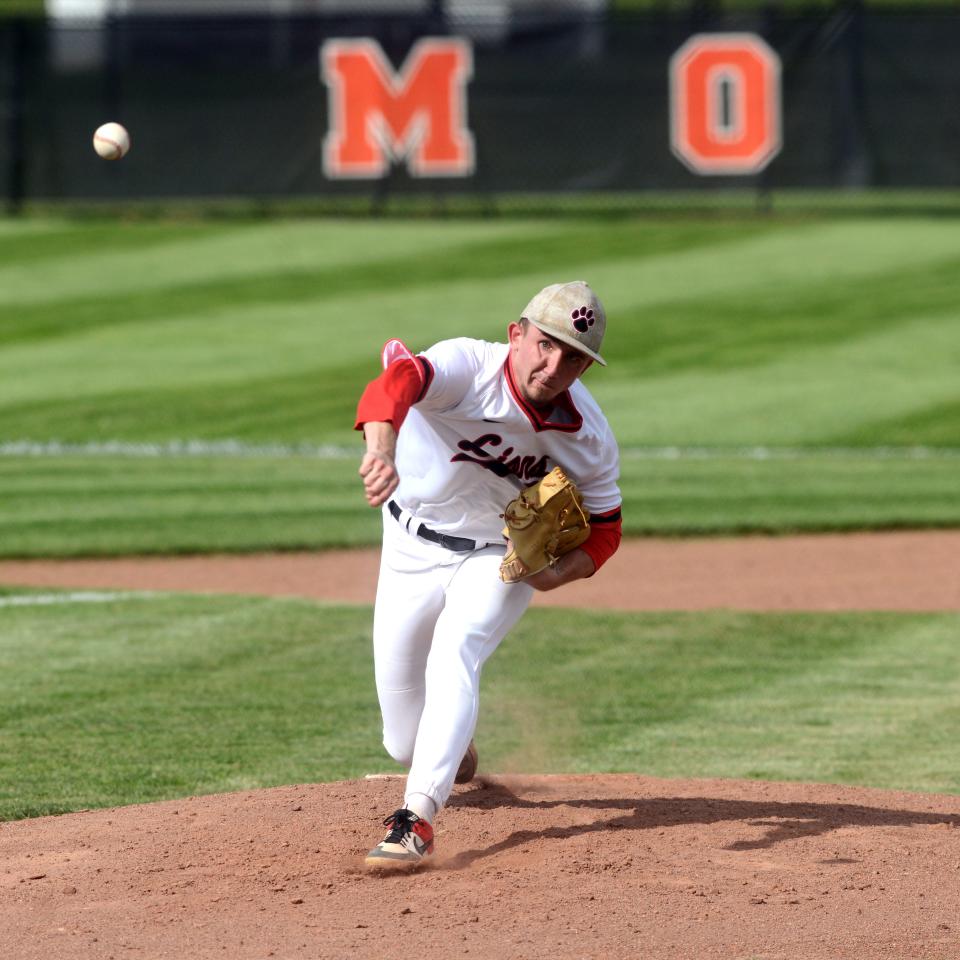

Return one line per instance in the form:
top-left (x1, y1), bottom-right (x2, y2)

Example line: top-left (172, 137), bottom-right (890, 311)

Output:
top-left (359, 421), bottom-right (398, 508)
top-left (354, 338), bottom-right (479, 508)
top-left (354, 340), bottom-right (425, 508)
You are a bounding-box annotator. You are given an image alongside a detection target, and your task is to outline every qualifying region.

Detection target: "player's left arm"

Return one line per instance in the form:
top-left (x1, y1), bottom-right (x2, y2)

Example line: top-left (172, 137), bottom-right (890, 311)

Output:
top-left (522, 507), bottom-right (622, 591)
top-left (524, 422), bottom-right (622, 592)
top-left (521, 546), bottom-right (597, 591)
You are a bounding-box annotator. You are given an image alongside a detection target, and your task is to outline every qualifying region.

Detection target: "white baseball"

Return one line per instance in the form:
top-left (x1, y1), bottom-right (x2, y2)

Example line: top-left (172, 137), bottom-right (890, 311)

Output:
top-left (93, 122), bottom-right (131, 160)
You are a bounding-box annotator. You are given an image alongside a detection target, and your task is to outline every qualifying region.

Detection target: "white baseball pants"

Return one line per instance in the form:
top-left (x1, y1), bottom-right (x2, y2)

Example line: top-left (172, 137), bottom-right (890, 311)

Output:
top-left (373, 507), bottom-right (534, 814)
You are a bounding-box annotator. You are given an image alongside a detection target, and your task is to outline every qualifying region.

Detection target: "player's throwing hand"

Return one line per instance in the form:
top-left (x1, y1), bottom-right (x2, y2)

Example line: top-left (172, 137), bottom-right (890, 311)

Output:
top-left (359, 420), bottom-right (400, 507)
top-left (359, 449), bottom-right (399, 507)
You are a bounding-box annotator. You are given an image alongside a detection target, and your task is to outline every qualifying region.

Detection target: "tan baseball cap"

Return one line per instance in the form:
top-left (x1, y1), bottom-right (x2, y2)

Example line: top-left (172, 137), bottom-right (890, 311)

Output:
top-left (521, 280), bottom-right (607, 366)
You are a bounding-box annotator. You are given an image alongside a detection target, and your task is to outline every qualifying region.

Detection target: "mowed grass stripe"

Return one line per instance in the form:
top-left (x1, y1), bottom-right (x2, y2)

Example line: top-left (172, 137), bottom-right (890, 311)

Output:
top-left (0, 215), bottom-right (957, 545)
top-left (614, 455), bottom-right (960, 533)
top-left (5, 217), bottom-right (958, 331)
top-left (487, 611), bottom-right (950, 781)
top-left (12, 216), bottom-right (957, 317)
top-left (0, 454), bottom-right (381, 554)
top-left (597, 307), bottom-right (960, 445)
top-left (1, 298), bottom-right (955, 445)
top-left (5, 440), bottom-right (960, 459)
top-left (2, 597), bottom-right (959, 820)
top-left (616, 615), bottom-right (960, 788)
top-left (0, 230), bottom-right (546, 345)
top-left (0, 453), bottom-right (957, 557)
top-left (614, 255), bottom-right (960, 377)
top-left (0, 221), bottom-right (229, 271)
top-left (4, 219), bottom-right (960, 419)
top-left (0, 597), bottom-right (384, 818)
top-left (0, 365), bottom-right (371, 442)
top-left (0, 218), bottom-right (767, 345)
top-left (833, 396), bottom-right (960, 446)
top-left (0, 218), bottom-right (552, 308)
top-left (5, 247), bottom-right (960, 426)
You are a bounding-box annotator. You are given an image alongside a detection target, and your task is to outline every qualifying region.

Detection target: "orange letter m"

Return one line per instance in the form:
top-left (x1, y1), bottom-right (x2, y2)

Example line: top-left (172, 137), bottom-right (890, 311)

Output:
top-left (322, 37), bottom-right (474, 179)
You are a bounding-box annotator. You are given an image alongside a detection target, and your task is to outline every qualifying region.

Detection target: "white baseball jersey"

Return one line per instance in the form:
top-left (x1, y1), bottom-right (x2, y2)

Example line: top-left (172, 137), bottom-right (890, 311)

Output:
top-left (393, 337), bottom-right (621, 544)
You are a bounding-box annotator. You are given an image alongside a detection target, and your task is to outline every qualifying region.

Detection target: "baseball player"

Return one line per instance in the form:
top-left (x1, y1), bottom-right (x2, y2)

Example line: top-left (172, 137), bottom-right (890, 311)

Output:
top-left (355, 280), bottom-right (622, 868)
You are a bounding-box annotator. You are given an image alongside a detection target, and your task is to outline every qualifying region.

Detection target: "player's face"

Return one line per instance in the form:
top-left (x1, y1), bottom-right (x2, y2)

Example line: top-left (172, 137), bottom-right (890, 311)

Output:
top-left (508, 321), bottom-right (592, 407)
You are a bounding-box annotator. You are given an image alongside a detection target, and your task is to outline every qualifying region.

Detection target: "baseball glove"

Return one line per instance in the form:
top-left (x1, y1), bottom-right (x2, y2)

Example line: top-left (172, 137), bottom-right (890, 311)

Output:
top-left (499, 466), bottom-right (591, 583)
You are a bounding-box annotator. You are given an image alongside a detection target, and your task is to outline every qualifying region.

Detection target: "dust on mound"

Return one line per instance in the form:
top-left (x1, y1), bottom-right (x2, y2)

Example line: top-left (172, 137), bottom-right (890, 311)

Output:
top-left (2, 775), bottom-right (959, 960)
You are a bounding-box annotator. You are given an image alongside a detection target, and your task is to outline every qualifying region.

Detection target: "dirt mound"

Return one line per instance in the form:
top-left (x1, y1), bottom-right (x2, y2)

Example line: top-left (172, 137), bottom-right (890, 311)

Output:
top-left (3, 774), bottom-right (959, 959)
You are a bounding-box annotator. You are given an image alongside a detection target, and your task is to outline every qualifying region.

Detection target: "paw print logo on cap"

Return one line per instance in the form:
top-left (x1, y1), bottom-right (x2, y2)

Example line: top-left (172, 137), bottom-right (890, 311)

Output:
top-left (571, 306), bottom-right (595, 334)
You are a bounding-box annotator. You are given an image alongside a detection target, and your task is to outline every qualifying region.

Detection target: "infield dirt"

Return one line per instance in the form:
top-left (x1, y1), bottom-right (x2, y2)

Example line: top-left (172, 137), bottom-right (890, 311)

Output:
top-left (1, 529), bottom-right (959, 610)
top-left (2, 531), bottom-right (959, 958)
top-left (3, 775), bottom-right (959, 960)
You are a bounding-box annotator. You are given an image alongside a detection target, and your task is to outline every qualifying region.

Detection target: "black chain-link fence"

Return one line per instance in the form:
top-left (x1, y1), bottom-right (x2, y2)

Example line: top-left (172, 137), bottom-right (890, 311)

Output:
top-left (4, 1), bottom-right (960, 213)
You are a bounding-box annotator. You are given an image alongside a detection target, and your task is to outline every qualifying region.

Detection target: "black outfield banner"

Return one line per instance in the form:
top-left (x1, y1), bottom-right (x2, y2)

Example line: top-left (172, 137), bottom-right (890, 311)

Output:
top-left (3, 8), bottom-right (960, 203)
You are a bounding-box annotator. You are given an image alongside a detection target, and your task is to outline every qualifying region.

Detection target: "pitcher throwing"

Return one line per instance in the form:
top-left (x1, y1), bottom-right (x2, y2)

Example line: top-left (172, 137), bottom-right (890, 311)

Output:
top-left (355, 281), bottom-right (623, 868)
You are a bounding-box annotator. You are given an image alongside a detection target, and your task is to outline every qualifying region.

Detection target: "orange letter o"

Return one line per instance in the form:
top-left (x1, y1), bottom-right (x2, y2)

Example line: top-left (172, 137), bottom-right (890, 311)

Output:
top-left (670, 33), bottom-right (782, 175)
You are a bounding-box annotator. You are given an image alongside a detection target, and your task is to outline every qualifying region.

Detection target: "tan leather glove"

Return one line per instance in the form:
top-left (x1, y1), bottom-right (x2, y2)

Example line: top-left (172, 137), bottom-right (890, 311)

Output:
top-left (499, 466), bottom-right (591, 583)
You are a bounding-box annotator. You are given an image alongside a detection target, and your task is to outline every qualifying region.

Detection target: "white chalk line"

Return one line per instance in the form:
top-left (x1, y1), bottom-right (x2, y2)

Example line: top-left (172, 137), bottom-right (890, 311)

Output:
top-left (0, 440), bottom-right (353, 459)
top-left (621, 445), bottom-right (960, 461)
top-left (0, 591), bottom-right (160, 608)
top-left (1, 440), bottom-right (959, 462)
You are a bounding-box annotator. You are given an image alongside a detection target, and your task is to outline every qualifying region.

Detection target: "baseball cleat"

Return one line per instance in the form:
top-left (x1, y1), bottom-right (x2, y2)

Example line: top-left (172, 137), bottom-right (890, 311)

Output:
top-left (455, 739), bottom-right (478, 784)
top-left (365, 808), bottom-right (434, 869)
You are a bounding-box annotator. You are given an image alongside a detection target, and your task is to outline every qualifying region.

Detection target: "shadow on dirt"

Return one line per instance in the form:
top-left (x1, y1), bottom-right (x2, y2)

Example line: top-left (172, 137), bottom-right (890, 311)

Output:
top-left (443, 778), bottom-right (960, 870)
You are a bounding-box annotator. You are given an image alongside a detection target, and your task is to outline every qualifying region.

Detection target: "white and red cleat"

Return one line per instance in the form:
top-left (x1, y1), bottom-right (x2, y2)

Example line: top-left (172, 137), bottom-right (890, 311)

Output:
top-left (365, 808), bottom-right (435, 869)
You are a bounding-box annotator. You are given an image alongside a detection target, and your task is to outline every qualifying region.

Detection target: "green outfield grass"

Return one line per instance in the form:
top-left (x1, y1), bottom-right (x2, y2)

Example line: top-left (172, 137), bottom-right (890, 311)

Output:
top-left (0, 450), bottom-right (958, 556)
top-left (1, 591), bottom-right (958, 821)
top-left (0, 214), bottom-right (958, 555)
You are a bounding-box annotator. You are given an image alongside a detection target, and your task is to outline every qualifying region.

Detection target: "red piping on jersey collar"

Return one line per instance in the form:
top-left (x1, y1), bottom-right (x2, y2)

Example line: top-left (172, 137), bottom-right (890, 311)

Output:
top-left (503, 354), bottom-right (583, 433)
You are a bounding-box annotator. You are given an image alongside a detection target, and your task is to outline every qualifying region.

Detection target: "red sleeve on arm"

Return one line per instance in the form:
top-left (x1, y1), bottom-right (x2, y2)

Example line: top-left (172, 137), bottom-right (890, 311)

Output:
top-left (354, 357), bottom-right (433, 432)
top-left (579, 508), bottom-right (622, 575)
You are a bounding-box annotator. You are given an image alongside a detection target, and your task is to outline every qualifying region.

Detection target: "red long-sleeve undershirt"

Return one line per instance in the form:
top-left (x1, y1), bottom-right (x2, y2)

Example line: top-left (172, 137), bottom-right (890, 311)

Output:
top-left (578, 511), bottom-right (622, 574)
top-left (355, 358), bottom-right (622, 573)
top-left (354, 355), bottom-right (427, 433)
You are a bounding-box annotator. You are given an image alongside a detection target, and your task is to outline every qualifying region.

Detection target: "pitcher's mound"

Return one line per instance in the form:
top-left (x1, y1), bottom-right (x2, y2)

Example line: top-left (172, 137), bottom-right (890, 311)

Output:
top-left (2, 774), bottom-right (958, 959)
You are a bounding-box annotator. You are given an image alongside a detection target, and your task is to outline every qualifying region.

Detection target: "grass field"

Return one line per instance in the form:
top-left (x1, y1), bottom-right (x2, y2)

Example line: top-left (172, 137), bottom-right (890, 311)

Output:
top-left (1, 211), bottom-right (958, 818)
top-left (2, 590), bottom-right (958, 821)
top-left (0, 214), bottom-right (958, 555)
top-left (0, 449), bottom-right (958, 556)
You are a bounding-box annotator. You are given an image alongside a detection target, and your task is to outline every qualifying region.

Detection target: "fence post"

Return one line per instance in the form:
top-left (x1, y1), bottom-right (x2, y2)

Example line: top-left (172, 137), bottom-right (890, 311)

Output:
top-left (832, 0), bottom-right (871, 186)
top-left (4, 18), bottom-right (27, 216)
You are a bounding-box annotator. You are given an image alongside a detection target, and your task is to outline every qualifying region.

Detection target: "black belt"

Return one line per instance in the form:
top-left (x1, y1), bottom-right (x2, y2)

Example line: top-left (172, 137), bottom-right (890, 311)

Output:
top-left (388, 500), bottom-right (483, 553)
